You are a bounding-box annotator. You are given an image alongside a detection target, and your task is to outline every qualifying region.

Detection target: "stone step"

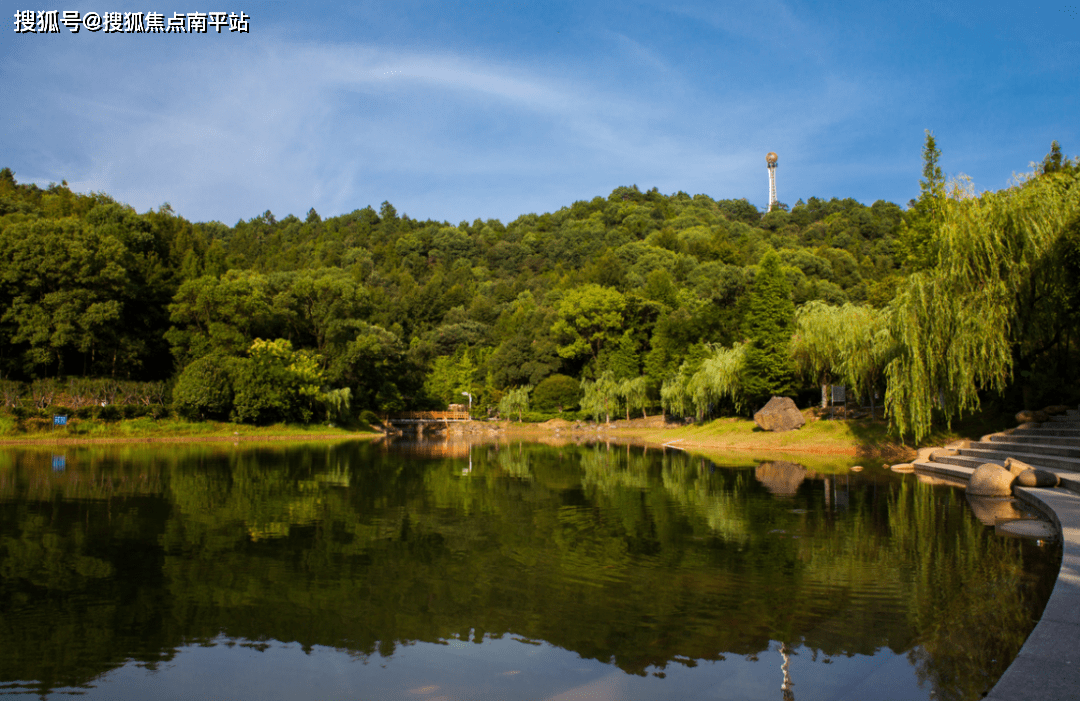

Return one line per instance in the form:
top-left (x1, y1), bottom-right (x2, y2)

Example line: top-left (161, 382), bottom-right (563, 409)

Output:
top-left (991, 434), bottom-right (1080, 448)
top-left (983, 438), bottom-right (1080, 457)
top-left (1048, 414), bottom-right (1080, 424)
top-left (958, 446), bottom-right (1080, 473)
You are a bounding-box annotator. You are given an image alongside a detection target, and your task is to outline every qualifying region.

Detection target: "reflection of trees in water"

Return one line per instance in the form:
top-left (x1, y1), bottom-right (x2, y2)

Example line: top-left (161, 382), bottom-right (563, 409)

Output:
top-left (579, 442), bottom-right (651, 491)
top-left (888, 480), bottom-right (1054, 701)
top-left (659, 456), bottom-right (750, 544)
top-left (0, 441), bottom-right (1061, 701)
top-left (496, 442), bottom-right (532, 480)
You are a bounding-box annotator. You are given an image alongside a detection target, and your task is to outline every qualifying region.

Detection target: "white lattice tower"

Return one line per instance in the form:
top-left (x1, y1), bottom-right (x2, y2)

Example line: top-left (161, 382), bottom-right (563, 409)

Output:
top-left (766, 152), bottom-right (778, 212)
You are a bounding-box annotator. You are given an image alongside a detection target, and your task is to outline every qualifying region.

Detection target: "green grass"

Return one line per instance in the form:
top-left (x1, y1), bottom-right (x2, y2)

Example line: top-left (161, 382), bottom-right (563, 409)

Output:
top-left (614, 405), bottom-right (1016, 459)
top-left (0, 414), bottom-right (378, 442)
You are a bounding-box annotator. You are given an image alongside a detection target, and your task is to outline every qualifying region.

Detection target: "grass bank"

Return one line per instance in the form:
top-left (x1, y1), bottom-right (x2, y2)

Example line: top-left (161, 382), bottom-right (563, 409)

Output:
top-left (0, 414), bottom-right (380, 446)
top-left (499, 406), bottom-right (1015, 463)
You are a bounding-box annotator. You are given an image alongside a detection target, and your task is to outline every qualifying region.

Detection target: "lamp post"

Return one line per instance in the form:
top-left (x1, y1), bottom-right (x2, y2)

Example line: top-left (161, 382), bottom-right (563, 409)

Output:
top-left (461, 391), bottom-right (474, 474)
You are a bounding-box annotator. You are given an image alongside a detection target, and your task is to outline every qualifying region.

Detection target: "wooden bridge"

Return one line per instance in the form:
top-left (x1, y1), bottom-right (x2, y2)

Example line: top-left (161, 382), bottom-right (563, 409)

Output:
top-left (383, 411), bottom-right (471, 425)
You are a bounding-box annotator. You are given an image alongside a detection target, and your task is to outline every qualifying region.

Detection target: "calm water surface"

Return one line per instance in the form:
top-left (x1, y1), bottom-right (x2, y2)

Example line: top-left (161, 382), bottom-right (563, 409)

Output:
top-left (0, 439), bottom-right (1061, 701)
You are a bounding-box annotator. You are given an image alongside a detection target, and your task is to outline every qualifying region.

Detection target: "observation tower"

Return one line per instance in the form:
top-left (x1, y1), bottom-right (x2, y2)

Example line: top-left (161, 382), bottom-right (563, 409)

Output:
top-left (766, 152), bottom-right (778, 212)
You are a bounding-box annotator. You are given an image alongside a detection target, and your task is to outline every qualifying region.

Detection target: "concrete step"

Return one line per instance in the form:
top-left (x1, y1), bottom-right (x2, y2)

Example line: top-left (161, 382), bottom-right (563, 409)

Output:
top-left (935, 453), bottom-right (1004, 469)
top-left (958, 446), bottom-right (1080, 473)
top-left (1010, 427), bottom-right (1080, 438)
top-left (991, 434), bottom-right (1080, 449)
top-left (1048, 414), bottom-right (1080, 425)
top-left (983, 438), bottom-right (1080, 457)
top-left (914, 459), bottom-right (1080, 497)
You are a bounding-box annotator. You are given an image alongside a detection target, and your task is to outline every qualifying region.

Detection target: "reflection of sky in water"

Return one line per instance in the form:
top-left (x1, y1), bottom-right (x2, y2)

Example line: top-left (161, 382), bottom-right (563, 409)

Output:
top-left (65, 635), bottom-right (930, 701)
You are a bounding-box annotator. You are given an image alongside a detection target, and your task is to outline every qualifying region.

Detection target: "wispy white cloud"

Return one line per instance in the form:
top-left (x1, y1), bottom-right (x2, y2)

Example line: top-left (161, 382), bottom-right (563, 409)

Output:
top-left (0, 19), bottom-right (927, 223)
top-left (2, 0), bottom-right (1075, 224)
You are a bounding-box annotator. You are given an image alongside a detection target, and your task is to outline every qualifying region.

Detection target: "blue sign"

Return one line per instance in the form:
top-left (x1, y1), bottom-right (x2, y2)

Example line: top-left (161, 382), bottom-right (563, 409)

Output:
top-left (52, 455), bottom-right (66, 471)
top-left (53, 415), bottom-right (68, 426)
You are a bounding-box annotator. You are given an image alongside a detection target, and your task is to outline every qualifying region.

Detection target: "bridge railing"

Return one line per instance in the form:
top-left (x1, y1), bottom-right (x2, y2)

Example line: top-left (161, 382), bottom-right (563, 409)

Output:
top-left (384, 411), bottom-right (471, 422)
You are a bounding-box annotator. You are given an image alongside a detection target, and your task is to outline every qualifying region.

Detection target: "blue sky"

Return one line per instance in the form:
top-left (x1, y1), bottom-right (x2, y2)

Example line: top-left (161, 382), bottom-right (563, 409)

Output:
top-left (3, 0), bottom-right (1078, 226)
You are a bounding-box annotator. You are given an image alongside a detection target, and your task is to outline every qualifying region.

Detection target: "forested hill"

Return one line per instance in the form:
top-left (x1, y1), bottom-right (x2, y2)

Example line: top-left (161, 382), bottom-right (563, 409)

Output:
top-left (0, 165), bottom-right (919, 419)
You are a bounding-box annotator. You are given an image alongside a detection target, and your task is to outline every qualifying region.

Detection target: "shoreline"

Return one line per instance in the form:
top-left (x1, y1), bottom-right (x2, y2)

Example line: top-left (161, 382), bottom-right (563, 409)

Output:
top-left (482, 414), bottom-right (924, 462)
top-left (0, 406), bottom-right (997, 458)
top-left (0, 431), bottom-right (377, 447)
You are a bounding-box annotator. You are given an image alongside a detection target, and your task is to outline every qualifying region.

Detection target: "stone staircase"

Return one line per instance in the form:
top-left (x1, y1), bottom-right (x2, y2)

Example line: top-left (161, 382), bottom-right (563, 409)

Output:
top-left (910, 407), bottom-right (1080, 701)
top-left (915, 407), bottom-right (1080, 495)
top-left (914, 408), bottom-right (1080, 701)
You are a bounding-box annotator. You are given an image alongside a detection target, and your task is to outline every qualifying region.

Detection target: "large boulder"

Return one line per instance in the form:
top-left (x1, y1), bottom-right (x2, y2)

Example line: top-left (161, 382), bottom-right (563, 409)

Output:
top-left (967, 463), bottom-right (1016, 497)
top-left (753, 397), bottom-right (806, 432)
top-left (1016, 409), bottom-right (1049, 424)
top-left (912, 446), bottom-right (958, 464)
top-left (1016, 469), bottom-right (1060, 488)
top-left (1004, 457), bottom-right (1035, 477)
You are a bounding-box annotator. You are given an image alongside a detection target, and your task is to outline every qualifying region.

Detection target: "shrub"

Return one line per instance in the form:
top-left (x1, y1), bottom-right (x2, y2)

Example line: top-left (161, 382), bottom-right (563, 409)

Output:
top-left (231, 340), bottom-right (321, 425)
top-left (532, 374), bottom-right (582, 412)
top-left (97, 404), bottom-right (122, 422)
top-left (123, 405), bottom-right (148, 419)
top-left (173, 355), bottom-right (237, 421)
top-left (9, 406), bottom-right (31, 421)
top-left (44, 405), bottom-right (73, 419)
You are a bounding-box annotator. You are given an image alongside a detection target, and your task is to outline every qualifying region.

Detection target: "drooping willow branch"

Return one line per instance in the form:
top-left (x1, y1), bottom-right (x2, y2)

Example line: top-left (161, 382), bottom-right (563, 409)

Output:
top-left (885, 172), bottom-right (1080, 442)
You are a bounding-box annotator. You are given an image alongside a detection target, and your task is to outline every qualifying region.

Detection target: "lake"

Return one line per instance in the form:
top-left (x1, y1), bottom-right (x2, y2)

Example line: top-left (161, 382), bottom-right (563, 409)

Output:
top-left (0, 438), bottom-right (1061, 700)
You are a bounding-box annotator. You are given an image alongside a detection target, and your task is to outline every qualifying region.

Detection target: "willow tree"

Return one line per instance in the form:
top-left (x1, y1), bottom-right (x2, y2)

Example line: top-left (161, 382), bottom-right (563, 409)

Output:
top-left (498, 386), bottom-right (532, 422)
top-left (688, 343), bottom-right (747, 417)
top-left (581, 371), bottom-right (619, 423)
top-left (791, 301), bottom-right (844, 410)
top-left (885, 164), bottom-right (1080, 442)
top-left (837, 305), bottom-right (893, 417)
top-left (660, 368), bottom-right (693, 419)
top-left (792, 302), bottom-right (894, 416)
top-left (617, 376), bottom-right (649, 420)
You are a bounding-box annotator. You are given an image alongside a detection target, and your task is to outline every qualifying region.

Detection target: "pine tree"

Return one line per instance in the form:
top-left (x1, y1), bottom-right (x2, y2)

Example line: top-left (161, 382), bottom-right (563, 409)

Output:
top-left (897, 130), bottom-right (946, 270)
top-left (739, 249), bottom-right (795, 409)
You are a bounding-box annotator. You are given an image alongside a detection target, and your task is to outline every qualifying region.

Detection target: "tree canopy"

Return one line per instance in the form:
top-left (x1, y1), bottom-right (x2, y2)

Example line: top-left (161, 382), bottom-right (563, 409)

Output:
top-left (1, 139), bottom-right (1075, 434)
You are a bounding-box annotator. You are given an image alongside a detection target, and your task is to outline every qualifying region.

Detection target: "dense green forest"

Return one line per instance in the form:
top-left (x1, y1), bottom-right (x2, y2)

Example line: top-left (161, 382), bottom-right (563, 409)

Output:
top-left (1, 137), bottom-right (1077, 438)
